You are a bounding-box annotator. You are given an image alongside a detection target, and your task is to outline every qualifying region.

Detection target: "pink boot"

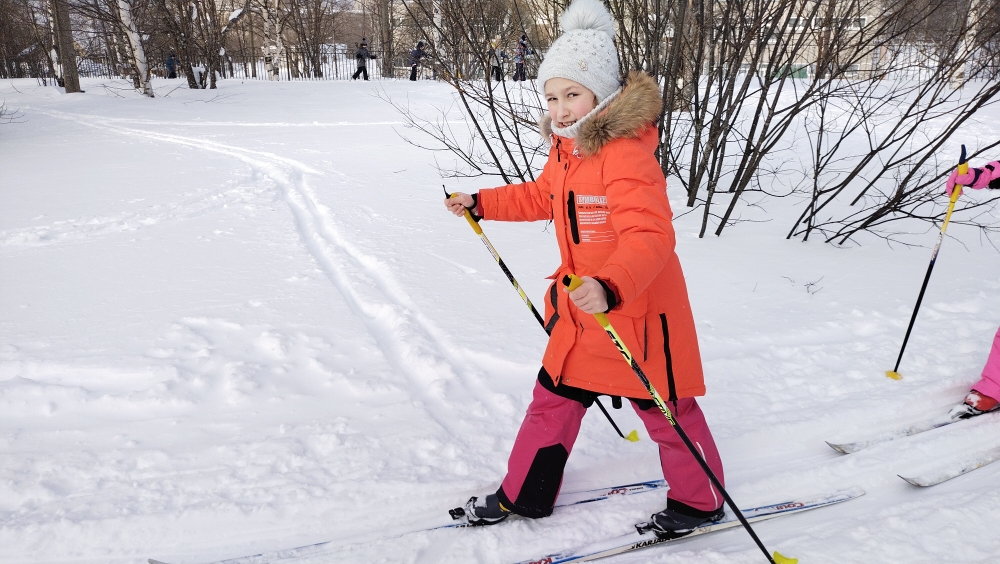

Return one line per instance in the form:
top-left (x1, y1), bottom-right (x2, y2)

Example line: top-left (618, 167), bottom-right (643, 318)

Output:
top-left (950, 327), bottom-right (1000, 419)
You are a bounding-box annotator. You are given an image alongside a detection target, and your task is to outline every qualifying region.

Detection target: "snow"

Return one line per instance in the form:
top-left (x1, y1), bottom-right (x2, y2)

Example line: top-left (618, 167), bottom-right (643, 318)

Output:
top-left (1, 77), bottom-right (998, 564)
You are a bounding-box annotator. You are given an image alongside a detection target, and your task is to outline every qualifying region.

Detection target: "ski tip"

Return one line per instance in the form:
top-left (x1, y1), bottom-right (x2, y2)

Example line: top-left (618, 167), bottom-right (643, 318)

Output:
top-left (773, 551), bottom-right (798, 564)
top-left (899, 474), bottom-right (929, 487)
top-left (826, 441), bottom-right (852, 454)
top-left (842, 486), bottom-right (867, 499)
top-left (885, 370), bottom-right (902, 380)
top-left (625, 429), bottom-right (640, 442)
top-left (149, 560), bottom-right (171, 564)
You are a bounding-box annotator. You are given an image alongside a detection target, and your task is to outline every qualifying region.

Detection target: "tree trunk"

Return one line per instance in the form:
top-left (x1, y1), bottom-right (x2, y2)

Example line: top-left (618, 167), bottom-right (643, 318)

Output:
top-left (377, 0), bottom-right (394, 77)
top-left (261, 0), bottom-right (284, 80)
top-left (51, 0), bottom-right (80, 92)
top-left (117, 0), bottom-right (154, 97)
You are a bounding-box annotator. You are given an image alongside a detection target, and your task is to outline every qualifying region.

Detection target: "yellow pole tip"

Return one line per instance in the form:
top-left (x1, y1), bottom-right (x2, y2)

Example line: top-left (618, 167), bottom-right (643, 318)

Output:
top-left (625, 430), bottom-right (640, 442)
top-left (885, 371), bottom-right (903, 380)
top-left (773, 551), bottom-right (798, 564)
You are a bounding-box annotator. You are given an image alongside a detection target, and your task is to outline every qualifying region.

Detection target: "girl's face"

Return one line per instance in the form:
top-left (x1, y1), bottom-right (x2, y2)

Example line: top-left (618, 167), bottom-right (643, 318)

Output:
top-left (544, 78), bottom-right (599, 129)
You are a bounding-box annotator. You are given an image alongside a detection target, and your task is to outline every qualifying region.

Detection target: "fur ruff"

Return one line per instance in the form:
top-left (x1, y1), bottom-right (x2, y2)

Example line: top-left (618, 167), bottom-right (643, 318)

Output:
top-left (540, 71), bottom-right (662, 157)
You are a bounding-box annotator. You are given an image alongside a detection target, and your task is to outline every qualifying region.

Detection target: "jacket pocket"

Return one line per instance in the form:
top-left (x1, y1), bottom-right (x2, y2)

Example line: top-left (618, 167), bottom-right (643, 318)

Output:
top-left (567, 190), bottom-right (580, 244)
top-left (544, 281), bottom-right (560, 335)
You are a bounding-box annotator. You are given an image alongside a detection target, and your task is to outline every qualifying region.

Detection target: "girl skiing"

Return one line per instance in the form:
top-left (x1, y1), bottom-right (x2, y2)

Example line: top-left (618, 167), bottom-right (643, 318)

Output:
top-left (444, 0), bottom-right (725, 535)
top-left (946, 160), bottom-right (1000, 418)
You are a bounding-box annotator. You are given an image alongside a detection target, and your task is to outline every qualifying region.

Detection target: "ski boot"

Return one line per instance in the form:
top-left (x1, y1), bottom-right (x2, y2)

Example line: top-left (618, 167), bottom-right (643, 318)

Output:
top-left (645, 503), bottom-right (725, 539)
top-left (452, 494), bottom-right (511, 526)
top-left (949, 390), bottom-right (1000, 420)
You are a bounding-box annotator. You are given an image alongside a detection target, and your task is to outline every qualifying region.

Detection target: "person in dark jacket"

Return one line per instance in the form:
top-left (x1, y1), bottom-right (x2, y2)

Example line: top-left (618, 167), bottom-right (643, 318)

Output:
top-left (513, 34), bottom-right (530, 81)
top-left (489, 40), bottom-right (508, 82)
top-left (409, 41), bottom-right (426, 81)
top-left (352, 39), bottom-right (376, 80)
top-left (166, 53), bottom-right (178, 79)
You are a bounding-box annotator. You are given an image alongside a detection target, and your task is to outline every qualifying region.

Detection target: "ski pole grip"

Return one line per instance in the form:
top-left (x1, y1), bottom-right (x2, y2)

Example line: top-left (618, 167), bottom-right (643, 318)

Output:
top-left (562, 274), bottom-right (611, 327)
top-left (953, 145), bottom-right (968, 202)
top-left (445, 190), bottom-right (483, 235)
top-left (563, 274), bottom-right (584, 292)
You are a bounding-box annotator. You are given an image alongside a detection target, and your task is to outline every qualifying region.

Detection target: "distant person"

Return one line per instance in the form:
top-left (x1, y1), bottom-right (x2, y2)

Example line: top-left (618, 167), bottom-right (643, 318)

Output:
top-left (946, 159), bottom-right (1000, 419)
top-left (513, 34), bottom-right (530, 81)
top-left (166, 53), bottom-right (178, 79)
top-left (489, 40), bottom-right (507, 82)
top-left (352, 38), bottom-right (376, 81)
top-left (409, 41), bottom-right (426, 81)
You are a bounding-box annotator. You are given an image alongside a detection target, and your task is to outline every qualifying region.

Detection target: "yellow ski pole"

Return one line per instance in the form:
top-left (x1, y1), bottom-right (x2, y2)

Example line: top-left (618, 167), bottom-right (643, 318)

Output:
top-left (563, 274), bottom-right (795, 564)
top-left (886, 145), bottom-right (967, 380)
top-left (445, 187), bottom-right (638, 441)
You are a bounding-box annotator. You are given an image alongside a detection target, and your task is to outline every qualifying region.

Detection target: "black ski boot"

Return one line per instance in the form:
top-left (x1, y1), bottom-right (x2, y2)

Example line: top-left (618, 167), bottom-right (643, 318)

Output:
top-left (460, 494), bottom-right (511, 526)
top-left (648, 503), bottom-right (725, 539)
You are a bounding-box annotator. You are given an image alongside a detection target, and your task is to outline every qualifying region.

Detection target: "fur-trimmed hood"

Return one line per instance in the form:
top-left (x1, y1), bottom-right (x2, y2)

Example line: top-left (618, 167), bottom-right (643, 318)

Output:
top-left (540, 71), bottom-right (662, 157)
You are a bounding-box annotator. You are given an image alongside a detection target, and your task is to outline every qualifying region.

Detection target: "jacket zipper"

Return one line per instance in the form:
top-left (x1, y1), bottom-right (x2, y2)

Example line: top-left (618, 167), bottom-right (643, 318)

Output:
top-left (567, 190), bottom-right (580, 244)
top-left (643, 320), bottom-right (648, 362)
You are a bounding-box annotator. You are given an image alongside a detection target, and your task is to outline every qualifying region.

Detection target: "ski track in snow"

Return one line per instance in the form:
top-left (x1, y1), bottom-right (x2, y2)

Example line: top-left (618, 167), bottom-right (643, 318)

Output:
top-left (0, 180), bottom-right (267, 247)
top-left (33, 109), bottom-right (505, 440)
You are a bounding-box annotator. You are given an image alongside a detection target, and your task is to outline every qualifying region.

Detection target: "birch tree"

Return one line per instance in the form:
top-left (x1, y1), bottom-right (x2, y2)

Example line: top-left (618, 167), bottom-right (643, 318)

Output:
top-left (116, 0), bottom-right (153, 95)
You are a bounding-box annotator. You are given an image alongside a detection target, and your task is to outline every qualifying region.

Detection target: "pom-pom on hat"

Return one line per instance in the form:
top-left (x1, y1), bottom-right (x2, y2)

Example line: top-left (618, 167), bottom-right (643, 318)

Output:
top-left (536, 0), bottom-right (620, 102)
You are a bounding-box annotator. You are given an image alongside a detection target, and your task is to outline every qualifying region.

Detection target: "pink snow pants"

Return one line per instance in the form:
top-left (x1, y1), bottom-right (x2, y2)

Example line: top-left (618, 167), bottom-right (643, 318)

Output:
top-left (971, 327), bottom-right (1000, 401)
top-left (496, 379), bottom-right (724, 519)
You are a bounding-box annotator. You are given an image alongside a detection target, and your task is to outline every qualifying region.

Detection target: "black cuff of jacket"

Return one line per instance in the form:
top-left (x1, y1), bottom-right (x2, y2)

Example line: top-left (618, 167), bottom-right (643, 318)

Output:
top-left (596, 278), bottom-right (619, 313)
top-left (468, 193), bottom-right (483, 222)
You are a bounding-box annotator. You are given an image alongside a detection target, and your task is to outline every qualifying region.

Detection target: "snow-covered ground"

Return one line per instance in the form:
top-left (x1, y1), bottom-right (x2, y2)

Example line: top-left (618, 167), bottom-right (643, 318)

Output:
top-left (1, 77), bottom-right (998, 564)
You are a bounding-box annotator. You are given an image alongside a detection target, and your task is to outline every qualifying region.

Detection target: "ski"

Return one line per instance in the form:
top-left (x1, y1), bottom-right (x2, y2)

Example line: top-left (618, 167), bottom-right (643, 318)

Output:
top-left (512, 488), bottom-right (864, 564)
top-left (827, 410), bottom-right (999, 454)
top-left (147, 479), bottom-right (668, 564)
top-left (826, 414), bottom-right (956, 454)
top-left (899, 446), bottom-right (1000, 487)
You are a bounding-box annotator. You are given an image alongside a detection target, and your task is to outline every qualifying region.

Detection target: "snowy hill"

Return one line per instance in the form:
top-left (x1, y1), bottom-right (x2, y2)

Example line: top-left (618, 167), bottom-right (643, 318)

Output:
top-left (1, 77), bottom-right (998, 564)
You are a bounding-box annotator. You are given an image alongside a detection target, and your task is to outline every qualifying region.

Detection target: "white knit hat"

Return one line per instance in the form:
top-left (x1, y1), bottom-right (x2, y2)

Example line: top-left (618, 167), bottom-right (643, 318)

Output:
top-left (536, 0), bottom-right (620, 102)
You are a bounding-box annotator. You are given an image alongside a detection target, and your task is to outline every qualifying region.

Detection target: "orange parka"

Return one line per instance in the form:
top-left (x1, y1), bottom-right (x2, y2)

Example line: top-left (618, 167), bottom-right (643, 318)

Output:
top-left (478, 71), bottom-right (705, 401)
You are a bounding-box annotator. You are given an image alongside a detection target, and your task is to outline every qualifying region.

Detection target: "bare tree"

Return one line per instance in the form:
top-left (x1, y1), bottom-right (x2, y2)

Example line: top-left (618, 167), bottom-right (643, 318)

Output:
top-left (394, 0), bottom-right (1000, 245)
top-left (50, 0), bottom-right (80, 91)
